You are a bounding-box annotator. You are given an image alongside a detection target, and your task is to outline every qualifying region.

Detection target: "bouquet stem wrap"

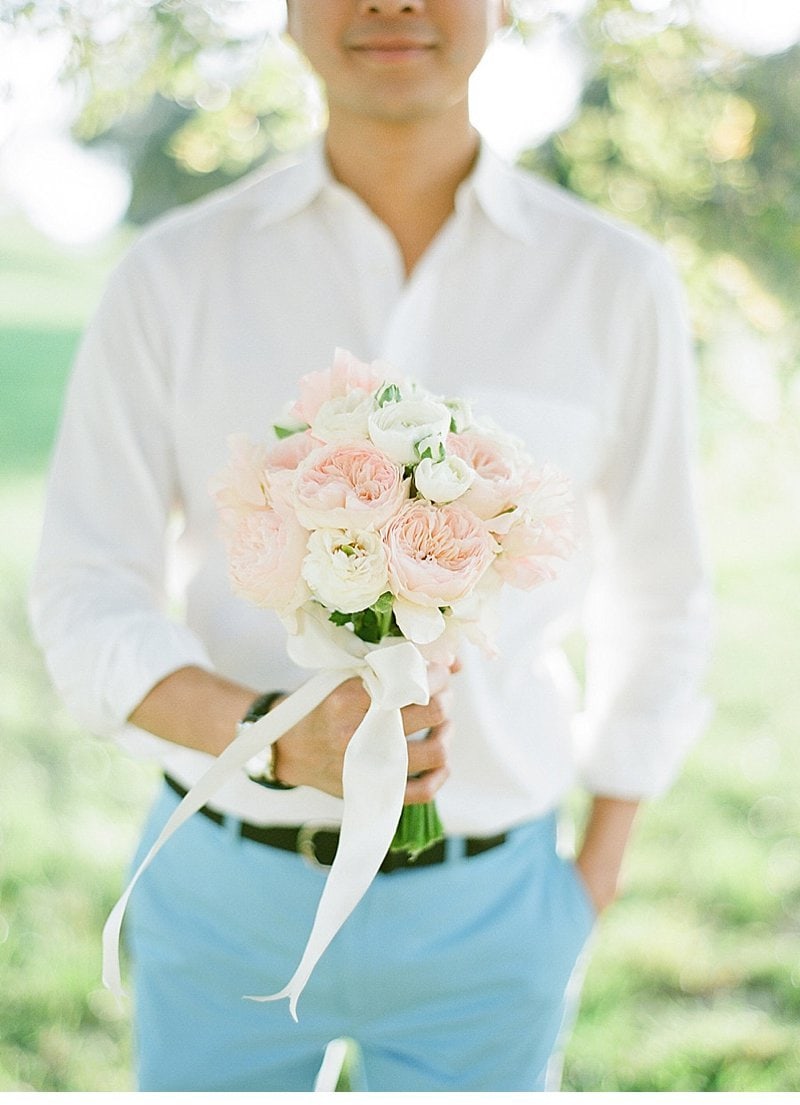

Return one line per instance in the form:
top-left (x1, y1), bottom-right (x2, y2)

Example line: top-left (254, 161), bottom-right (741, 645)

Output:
top-left (102, 608), bottom-right (429, 1021)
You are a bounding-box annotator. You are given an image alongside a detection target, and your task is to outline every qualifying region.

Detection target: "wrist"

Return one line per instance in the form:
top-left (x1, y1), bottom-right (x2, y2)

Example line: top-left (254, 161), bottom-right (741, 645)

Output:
top-left (240, 691), bottom-right (296, 791)
top-left (575, 795), bottom-right (640, 914)
top-left (580, 795), bottom-right (639, 858)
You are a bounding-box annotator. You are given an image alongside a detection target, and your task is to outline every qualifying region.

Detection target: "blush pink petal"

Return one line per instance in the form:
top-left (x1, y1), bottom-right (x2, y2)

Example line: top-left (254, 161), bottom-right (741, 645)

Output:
top-left (447, 431), bottom-right (531, 521)
top-left (264, 430), bottom-right (321, 472)
top-left (495, 512), bottom-right (577, 590)
top-left (225, 503), bottom-right (309, 613)
top-left (209, 434), bottom-right (271, 531)
top-left (383, 500), bottom-right (496, 608)
top-left (293, 442), bottom-right (407, 531)
top-left (293, 349), bottom-right (390, 425)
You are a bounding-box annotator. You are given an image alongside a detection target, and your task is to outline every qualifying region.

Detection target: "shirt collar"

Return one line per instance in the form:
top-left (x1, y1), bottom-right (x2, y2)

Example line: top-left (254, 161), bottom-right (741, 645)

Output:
top-left (252, 139), bottom-right (330, 229)
top-left (458, 141), bottom-right (540, 245)
top-left (254, 135), bottom-right (537, 245)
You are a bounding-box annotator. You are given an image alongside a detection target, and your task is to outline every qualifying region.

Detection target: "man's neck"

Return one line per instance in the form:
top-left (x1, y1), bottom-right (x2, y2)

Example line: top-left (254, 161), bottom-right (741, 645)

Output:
top-left (325, 109), bottom-right (480, 277)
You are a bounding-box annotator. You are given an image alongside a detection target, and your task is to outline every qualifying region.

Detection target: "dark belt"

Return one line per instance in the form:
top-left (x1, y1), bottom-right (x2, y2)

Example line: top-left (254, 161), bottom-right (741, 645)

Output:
top-left (164, 774), bottom-right (507, 874)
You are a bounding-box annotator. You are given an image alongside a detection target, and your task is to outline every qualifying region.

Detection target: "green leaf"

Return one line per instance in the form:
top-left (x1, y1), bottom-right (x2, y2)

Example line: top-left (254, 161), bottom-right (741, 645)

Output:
top-left (373, 591), bottom-right (393, 616)
top-left (376, 383), bottom-right (402, 407)
top-left (352, 608), bottom-right (382, 644)
top-left (273, 422), bottom-right (308, 439)
top-left (331, 593), bottom-right (399, 644)
top-left (414, 439), bottom-right (446, 464)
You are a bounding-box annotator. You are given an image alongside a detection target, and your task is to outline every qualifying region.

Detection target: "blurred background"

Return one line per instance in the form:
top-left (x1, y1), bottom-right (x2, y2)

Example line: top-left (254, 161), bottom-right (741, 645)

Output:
top-left (1, 0), bottom-right (799, 1091)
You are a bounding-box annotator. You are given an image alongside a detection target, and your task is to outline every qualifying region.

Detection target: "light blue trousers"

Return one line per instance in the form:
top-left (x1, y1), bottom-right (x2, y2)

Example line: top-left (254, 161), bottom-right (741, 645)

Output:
top-left (126, 781), bottom-right (595, 1092)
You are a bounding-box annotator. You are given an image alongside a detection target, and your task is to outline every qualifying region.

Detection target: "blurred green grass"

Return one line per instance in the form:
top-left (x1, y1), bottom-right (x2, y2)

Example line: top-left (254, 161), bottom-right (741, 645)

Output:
top-left (1, 217), bottom-right (798, 1091)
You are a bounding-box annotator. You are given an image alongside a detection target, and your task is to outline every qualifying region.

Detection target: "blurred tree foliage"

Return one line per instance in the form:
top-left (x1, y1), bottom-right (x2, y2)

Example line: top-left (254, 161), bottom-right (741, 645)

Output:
top-left (4, 0), bottom-right (321, 220)
top-left (5, 0), bottom-right (798, 389)
top-left (520, 0), bottom-right (798, 397)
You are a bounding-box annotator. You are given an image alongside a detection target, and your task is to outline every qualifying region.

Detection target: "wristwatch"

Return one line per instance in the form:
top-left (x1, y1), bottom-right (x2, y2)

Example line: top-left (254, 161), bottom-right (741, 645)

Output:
top-left (240, 690), bottom-right (296, 790)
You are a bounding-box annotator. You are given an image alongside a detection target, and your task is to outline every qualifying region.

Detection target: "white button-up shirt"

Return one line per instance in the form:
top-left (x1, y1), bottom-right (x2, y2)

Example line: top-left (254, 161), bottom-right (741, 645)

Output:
top-left (30, 140), bottom-right (712, 835)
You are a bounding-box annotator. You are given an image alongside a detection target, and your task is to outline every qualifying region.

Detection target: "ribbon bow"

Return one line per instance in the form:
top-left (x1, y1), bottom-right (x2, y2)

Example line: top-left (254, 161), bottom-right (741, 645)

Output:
top-left (102, 606), bottom-right (429, 1020)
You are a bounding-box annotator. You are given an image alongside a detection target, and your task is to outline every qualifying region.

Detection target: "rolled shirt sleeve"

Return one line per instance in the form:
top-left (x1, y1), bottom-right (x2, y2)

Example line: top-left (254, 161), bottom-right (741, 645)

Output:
top-left (29, 241), bottom-right (214, 741)
top-left (574, 248), bottom-right (713, 798)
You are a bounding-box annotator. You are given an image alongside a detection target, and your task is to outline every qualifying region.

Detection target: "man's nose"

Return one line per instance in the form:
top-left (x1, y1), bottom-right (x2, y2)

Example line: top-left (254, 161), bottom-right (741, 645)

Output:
top-left (358, 1), bottom-right (425, 14)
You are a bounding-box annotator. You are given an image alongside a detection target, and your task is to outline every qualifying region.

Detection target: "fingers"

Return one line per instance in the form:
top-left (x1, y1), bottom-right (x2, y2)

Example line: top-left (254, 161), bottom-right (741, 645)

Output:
top-left (400, 677), bottom-right (453, 808)
top-left (404, 721), bottom-right (451, 804)
top-left (408, 657), bottom-right (459, 730)
top-left (288, 670), bottom-right (455, 799)
top-left (401, 687), bottom-right (451, 735)
top-left (425, 661), bottom-right (452, 696)
top-left (407, 721), bottom-right (451, 773)
top-left (404, 764), bottom-right (449, 806)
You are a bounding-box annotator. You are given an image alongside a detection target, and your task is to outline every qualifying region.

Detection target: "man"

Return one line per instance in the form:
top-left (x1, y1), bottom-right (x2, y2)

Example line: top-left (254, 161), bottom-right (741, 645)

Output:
top-left (30, 0), bottom-right (711, 1091)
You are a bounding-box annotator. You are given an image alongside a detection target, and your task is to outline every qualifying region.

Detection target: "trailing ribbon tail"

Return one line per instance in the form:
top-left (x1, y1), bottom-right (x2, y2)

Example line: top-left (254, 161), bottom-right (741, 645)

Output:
top-left (101, 609), bottom-right (430, 1019)
top-left (245, 697), bottom-right (409, 1019)
top-left (101, 667), bottom-right (348, 998)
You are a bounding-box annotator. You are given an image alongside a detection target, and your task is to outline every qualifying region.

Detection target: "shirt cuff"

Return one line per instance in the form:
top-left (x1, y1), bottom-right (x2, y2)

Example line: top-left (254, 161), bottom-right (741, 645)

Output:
top-left (572, 697), bottom-right (714, 799)
top-left (66, 614), bottom-right (215, 739)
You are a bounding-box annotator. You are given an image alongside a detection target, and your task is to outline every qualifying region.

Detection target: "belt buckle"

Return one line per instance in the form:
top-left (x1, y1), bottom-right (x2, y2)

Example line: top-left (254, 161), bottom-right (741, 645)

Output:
top-left (297, 821), bottom-right (340, 872)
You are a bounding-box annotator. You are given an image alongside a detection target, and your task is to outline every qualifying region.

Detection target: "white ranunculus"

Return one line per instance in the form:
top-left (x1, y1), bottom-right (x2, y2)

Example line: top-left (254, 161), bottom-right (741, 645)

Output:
top-left (392, 596), bottom-right (446, 644)
top-left (414, 455), bottom-right (475, 503)
top-left (414, 432), bottom-right (445, 460)
top-left (368, 398), bottom-right (452, 466)
top-left (311, 389), bottom-right (376, 444)
top-left (301, 528), bottom-right (389, 613)
top-left (398, 378), bottom-right (433, 401)
top-left (443, 397), bottom-right (473, 433)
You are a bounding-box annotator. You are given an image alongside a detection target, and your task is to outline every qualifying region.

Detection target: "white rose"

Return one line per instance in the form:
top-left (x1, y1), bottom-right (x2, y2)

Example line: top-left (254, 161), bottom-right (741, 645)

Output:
top-left (301, 528), bottom-right (389, 613)
top-left (311, 389), bottom-right (376, 444)
top-left (414, 455), bottom-right (475, 503)
top-left (368, 398), bottom-right (452, 465)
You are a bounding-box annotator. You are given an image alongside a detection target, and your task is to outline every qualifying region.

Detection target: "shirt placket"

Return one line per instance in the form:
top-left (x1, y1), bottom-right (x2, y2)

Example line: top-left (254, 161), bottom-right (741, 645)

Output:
top-left (379, 199), bottom-right (470, 383)
top-left (323, 181), bottom-right (469, 379)
top-left (321, 187), bottom-right (405, 359)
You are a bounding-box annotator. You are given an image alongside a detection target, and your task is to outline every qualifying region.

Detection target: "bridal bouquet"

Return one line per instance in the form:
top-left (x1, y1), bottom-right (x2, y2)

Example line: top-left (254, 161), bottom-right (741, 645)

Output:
top-left (103, 348), bottom-right (575, 1020)
top-left (211, 348), bottom-right (576, 856)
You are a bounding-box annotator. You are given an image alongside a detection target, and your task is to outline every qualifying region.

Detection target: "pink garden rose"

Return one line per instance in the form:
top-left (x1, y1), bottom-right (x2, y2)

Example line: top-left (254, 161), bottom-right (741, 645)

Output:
top-left (224, 500), bottom-right (309, 614)
top-left (264, 430), bottom-right (320, 472)
top-left (494, 514), bottom-right (575, 589)
top-left (493, 465), bottom-right (576, 589)
top-left (292, 348), bottom-right (395, 426)
top-left (208, 434), bottom-right (271, 531)
top-left (293, 442), bottom-right (407, 531)
top-left (446, 429), bottom-right (533, 524)
top-left (383, 500), bottom-right (496, 609)
top-left (527, 464), bottom-right (576, 531)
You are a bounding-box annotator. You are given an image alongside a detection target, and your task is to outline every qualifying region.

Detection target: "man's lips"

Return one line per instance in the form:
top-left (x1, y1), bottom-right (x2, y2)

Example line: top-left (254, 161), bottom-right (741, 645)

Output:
top-left (348, 36), bottom-right (436, 60)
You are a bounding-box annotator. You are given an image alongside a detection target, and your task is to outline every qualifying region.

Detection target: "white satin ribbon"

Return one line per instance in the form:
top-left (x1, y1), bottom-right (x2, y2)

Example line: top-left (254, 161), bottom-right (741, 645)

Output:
top-left (102, 606), bottom-right (429, 1021)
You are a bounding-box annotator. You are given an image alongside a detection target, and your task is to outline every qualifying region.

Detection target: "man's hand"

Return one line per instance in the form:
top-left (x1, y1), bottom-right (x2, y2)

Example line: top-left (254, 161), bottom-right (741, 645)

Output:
top-left (575, 795), bottom-right (640, 916)
top-left (273, 662), bottom-right (454, 804)
top-left (127, 662), bottom-right (454, 804)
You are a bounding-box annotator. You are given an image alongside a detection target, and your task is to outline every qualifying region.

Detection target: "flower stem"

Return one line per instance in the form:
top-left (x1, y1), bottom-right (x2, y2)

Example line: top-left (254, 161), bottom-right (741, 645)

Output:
top-left (390, 800), bottom-right (444, 858)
